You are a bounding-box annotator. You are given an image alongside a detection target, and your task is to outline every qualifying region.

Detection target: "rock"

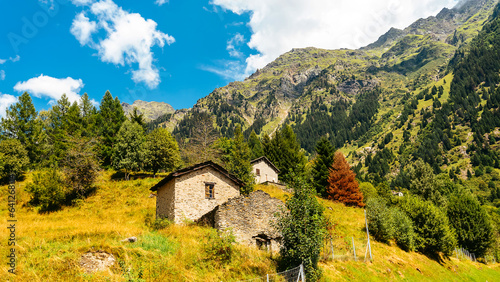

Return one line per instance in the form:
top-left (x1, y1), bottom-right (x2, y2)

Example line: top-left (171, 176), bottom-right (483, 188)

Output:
top-left (121, 236), bottom-right (137, 243)
top-left (79, 251), bottom-right (115, 273)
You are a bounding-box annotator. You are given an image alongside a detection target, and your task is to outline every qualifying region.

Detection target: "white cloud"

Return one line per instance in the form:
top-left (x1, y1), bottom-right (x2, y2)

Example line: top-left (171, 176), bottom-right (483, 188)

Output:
top-left (0, 55), bottom-right (20, 64)
top-left (200, 60), bottom-right (247, 81)
top-left (212, 0), bottom-right (458, 75)
top-left (0, 59), bottom-right (6, 64)
top-left (155, 0), bottom-right (168, 6)
top-left (13, 75), bottom-right (84, 104)
top-left (0, 93), bottom-right (18, 118)
top-left (70, 0), bottom-right (175, 88)
top-left (71, 0), bottom-right (95, 6)
top-left (71, 13), bottom-right (97, 45)
top-left (0, 70), bottom-right (5, 80)
top-left (227, 33), bottom-right (245, 58)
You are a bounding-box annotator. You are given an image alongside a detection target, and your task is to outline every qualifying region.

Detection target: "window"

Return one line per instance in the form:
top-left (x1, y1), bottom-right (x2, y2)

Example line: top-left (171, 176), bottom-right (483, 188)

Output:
top-left (256, 168), bottom-right (260, 176)
top-left (205, 183), bottom-right (214, 199)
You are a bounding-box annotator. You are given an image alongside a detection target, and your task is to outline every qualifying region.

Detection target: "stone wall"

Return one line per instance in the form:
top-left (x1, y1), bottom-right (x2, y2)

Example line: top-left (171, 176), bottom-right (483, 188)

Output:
top-left (202, 190), bottom-right (284, 253)
top-left (252, 160), bottom-right (279, 184)
top-left (156, 166), bottom-right (241, 224)
top-left (156, 178), bottom-right (176, 220)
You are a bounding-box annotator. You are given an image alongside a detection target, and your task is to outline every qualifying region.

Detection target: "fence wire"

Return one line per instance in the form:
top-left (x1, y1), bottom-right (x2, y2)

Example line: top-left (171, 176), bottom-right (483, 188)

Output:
top-left (322, 236), bottom-right (371, 262)
top-left (238, 264), bottom-right (304, 282)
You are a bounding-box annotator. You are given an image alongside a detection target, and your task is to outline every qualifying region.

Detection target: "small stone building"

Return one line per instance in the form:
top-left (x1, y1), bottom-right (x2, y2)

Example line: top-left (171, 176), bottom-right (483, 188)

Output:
top-left (150, 161), bottom-right (243, 224)
top-left (251, 156), bottom-right (280, 184)
top-left (198, 190), bottom-right (284, 253)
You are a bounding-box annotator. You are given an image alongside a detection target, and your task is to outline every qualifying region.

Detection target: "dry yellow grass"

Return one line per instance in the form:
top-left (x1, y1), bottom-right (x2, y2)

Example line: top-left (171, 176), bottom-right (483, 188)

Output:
top-left (1, 172), bottom-right (499, 281)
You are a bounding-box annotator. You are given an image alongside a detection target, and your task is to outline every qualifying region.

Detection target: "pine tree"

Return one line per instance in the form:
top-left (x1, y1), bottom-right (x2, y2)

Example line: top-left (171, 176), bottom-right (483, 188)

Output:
top-left (312, 137), bottom-right (334, 197)
top-left (131, 107), bottom-right (146, 131)
top-left (0, 92), bottom-right (39, 163)
top-left (248, 130), bottom-right (264, 159)
top-left (226, 125), bottom-right (255, 195)
top-left (79, 93), bottom-right (97, 137)
top-left (145, 127), bottom-right (182, 176)
top-left (264, 125), bottom-right (306, 184)
top-left (327, 151), bottom-right (364, 207)
top-left (97, 91), bottom-right (126, 167)
top-left (112, 120), bottom-right (146, 180)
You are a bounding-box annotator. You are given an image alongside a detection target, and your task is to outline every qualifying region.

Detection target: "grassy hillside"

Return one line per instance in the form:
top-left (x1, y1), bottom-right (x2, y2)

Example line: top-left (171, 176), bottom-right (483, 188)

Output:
top-left (1, 173), bottom-right (499, 281)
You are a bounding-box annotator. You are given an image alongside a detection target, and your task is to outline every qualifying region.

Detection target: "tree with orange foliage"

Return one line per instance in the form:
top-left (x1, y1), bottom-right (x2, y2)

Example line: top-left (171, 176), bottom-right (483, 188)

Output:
top-left (327, 151), bottom-right (364, 207)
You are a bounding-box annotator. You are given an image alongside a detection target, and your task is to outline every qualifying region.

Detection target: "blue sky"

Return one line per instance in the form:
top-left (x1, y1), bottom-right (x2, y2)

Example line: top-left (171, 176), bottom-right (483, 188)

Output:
top-left (0, 0), bottom-right (458, 117)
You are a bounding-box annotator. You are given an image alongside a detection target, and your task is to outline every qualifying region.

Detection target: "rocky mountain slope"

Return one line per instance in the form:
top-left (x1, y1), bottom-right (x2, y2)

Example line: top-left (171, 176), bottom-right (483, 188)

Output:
top-left (122, 100), bottom-right (175, 121)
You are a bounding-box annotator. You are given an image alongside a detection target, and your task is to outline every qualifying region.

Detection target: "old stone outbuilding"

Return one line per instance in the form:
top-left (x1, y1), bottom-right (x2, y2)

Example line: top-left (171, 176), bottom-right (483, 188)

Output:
top-left (251, 156), bottom-right (280, 184)
top-left (150, 161), bottom-right (243, 224)
top-left (199, 190), bottom-right (284, 253)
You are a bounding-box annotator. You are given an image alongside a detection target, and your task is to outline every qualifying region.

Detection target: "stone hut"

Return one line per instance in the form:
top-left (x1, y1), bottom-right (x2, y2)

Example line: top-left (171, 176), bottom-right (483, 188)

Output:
top-left (150, 161), bottom-right (243, 224)
top-left (251, 156), bottom-right (280, 184)
top-left (199, 190), bottom-right (284, 253)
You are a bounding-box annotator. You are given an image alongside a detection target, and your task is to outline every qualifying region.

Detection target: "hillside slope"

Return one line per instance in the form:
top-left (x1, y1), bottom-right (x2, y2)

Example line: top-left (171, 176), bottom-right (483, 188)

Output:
top-left (1, 173), bottom-right (499, 281)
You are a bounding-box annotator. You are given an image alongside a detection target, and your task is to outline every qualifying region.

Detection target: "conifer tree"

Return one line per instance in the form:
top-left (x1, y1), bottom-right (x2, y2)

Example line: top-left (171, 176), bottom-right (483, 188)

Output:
top-left (248, 130), bottom-right (264, 159)
top-left (97, 91), bottom-right (126, 167)
top-left (312, 137), bottom-right (334, 197)
top-left (79, 93), bottom-right (97, 137)
top-left (264, 125), bottom-right (306, 184)
top-left (224, 125), bottom-right (255, 194)
top-left (0, 92), bottom-right (40, 163)
top-left (327, 151), bottom-right (364, 207)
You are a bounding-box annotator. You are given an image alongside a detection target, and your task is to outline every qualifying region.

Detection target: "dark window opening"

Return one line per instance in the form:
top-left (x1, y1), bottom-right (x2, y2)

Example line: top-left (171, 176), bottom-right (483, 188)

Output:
top-left (256, 168), bottom-right (260, 176)
top-left (205, 183), bottom-right (214, 199)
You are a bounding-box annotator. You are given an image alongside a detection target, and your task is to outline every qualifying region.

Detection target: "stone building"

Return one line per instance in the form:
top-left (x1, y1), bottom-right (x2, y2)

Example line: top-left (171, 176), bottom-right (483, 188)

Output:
top-left (251, 156), bottom-right (280, 184)
top-left (198, 190), bottom-right (284, 253)
top-left (150, 161), bottom-right (243, 224)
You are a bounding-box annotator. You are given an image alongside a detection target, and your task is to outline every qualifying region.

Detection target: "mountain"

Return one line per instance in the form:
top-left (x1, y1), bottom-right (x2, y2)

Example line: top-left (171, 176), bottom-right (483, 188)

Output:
top-left (121, 100), bottom-right (175, 121)
top-left (154, 0), bottom-right (500, 183)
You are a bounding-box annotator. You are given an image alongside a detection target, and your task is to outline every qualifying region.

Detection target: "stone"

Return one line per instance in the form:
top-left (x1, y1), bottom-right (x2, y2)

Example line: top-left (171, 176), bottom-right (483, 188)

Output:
top-left (121, 236), bottom-right (137, 243)
top-left (79, 251), bottom-right (115, 273)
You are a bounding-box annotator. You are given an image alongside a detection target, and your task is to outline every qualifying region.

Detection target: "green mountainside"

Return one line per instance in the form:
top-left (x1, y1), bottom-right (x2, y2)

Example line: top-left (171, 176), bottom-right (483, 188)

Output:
top-left (122, 100), bottom-right (175, 121)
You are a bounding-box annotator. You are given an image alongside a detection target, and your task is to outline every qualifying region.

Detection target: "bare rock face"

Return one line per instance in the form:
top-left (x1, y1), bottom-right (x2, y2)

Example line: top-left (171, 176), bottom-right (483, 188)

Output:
top-left (79, 251), bottom-right (115, 273)
top-left (337, 79), bottom-right (378, 96)
top-left (121, 100), bottom-right (175, 121)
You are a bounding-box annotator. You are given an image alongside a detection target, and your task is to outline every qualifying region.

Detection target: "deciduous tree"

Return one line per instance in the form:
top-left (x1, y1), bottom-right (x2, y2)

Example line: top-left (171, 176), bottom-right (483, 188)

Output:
top-left (112, 120), bottom-right (146, 180)
top-left (327, 151), bottom-right (364, 207)
top-left (145, 127), bottom-right (182, 176)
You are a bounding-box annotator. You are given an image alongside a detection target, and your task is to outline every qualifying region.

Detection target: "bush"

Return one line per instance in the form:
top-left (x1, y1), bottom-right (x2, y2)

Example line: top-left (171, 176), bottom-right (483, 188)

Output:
top-left (146, 217), bottom-right (171, 231)
top-left (366, 197), bottom-right (394, 243)
top-left (26, 169), bottom-right (67, 212)
top-left (276, 174), bottom-right (326, 281)
top-left (203, 230), bottom-right (236, 263)
top-left (447, 193), bottom-right (493, 257)
top-left (391, 208), bottom-right (416, 251)
top-left (398, 196), bottom-right (456, 256)
top-left (359, 182), bottom-right (377, 203)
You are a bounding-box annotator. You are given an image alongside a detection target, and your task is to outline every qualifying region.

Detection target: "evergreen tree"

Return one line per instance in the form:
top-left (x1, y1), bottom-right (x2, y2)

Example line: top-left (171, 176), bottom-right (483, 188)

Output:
top-left (97, 91), bottom-right (126, 167)
top-left (406, 159), bottom-right (446, 207)
top-left (131, 107), bottom-right (146, 131)
top-left (248, 130), bottom-right (264, 159)
top-left (47, 94), bottom-right (80, 163)
top-left (264, 125), bottom-right (306, 184)
top-left (79, 93), bottom-right (97, 137)
top-left (227, 126), bottom-right (255, 194)
top-left (275, 173), bottom-right (326, 281)
top-left (447, 192), bottom-right (493, 257)
top-left (311, 137), bottom-right (335, 197)
top-left (112, 120), bottom-right (146, 180)
top-left (0, 92), bottom-right (40, 163)
top-left (327, 151), bottom-right (364, 207)
top-left (145, 127), bottom-right (182, 176)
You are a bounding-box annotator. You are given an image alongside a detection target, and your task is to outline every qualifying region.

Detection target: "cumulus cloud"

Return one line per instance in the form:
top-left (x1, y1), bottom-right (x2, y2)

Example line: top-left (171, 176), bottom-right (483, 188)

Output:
top-left (155, 0), bottom-right (169, 6)
top-left (14, 75), bottom-right (84, 104)
top-left (0, 93), bottom-right (18, 118)
top-left (71, 13), bottom-right (97, 45)
top-left (70, 0), bottom-right (175, 88)
top-left (212, 0), bottom-right (458, 75)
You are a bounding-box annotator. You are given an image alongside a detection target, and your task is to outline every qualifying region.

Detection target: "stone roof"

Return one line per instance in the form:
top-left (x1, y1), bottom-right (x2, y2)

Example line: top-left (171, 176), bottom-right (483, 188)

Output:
top-left (250, 156), bottom-right (280, 174)
top-left (150, 161), bottom-right (244, 191)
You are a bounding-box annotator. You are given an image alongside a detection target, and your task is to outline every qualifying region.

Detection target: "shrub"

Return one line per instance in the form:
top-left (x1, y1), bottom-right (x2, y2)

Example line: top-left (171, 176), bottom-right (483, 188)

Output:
top-left (398, 195), bottom-right (456, 256)
top-left (146, 217), bottom-right (172, 231)
top-left (26, 169), bottom-right (67, 212)
top-left (366, 197), bottom-right (394, 243)
top-left (276, 174), bottom-right (326, 281)
top-left (359, 182), bottom-right (377, 203)
top-left (203, 230), bottom-right (236, 263)
top-left (447, 193), bottom-right (493, 257)
top-left (391, 208), bottom-right (416, 251)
